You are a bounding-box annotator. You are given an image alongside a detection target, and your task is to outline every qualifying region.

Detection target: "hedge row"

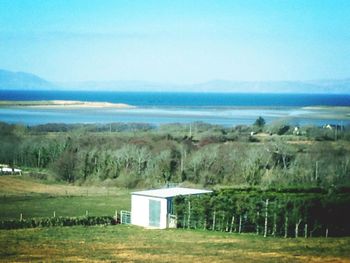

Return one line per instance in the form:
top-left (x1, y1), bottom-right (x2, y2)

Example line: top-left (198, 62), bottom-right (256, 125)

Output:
top-left (218, 186), bottom-right (350, 194)
top-left (0, 216), bottom-right (116, 230)
top-left (174, 189), bottom-right (350, 237)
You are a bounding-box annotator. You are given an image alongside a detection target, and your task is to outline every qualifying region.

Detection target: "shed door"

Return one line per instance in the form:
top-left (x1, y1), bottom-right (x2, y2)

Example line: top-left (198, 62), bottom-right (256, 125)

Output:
top-left (149, 199), bottom-right (161, 227)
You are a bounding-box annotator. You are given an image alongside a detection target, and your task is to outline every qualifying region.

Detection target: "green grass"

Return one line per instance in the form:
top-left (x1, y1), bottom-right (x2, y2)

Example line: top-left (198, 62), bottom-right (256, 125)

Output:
top-left (0, 176), bottom-right (131, 220)
top-left (1, 225), bottom-right (349, 262)
top-left (0, 195), bottom-right (130, 220)
top-left (1, 176), bottom-right (349, 262)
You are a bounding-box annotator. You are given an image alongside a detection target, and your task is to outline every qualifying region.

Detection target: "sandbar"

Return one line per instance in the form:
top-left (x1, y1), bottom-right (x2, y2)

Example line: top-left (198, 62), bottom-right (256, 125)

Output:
top-left (0, 100), bottom-right (136, 109)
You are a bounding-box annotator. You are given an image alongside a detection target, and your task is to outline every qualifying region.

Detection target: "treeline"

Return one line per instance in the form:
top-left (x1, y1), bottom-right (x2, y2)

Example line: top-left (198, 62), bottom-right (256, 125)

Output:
top-left (1, 121), bottom-right (350, 188)
top-left (173, 188), bottom-right (350, 237)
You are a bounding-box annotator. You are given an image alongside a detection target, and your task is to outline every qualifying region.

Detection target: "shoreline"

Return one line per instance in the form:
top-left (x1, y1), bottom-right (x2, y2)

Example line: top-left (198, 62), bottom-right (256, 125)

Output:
top-left (0, 100), bottom-right (349, 126)
top-left (1, 100), bottom-right (350, 110)
top-left (0, 100), bottom-right (136, 109)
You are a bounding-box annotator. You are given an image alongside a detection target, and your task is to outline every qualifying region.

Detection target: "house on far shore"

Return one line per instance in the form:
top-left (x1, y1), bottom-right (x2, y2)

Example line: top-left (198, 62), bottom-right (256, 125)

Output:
top-left (131, 187), bottom-right (212, 229)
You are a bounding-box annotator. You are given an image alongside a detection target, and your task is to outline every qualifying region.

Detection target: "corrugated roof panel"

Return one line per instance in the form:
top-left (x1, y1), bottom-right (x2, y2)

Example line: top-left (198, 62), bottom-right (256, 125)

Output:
top-left (131, 187), bottom-right (212, 198)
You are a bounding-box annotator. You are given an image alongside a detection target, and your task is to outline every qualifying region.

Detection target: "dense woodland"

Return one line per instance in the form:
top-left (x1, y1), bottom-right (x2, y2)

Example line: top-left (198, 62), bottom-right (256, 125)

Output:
top-left (1, 120), bottom-right (350, 189)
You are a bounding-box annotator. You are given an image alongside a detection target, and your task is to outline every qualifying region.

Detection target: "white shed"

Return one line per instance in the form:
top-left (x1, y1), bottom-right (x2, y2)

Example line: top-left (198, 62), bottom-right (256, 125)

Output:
top-left (131, 187), bottom-right (212, 229)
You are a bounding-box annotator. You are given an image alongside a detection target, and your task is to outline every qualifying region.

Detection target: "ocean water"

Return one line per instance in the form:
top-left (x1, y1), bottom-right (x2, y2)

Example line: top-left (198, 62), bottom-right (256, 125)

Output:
top-left (1, 90), bottom-right (350, 107)
top-left (0, 90), bottom-right (349, 126)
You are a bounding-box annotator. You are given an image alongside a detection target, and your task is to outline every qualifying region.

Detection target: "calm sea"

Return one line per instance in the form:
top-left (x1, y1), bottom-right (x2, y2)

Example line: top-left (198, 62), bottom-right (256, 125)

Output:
top-left (1, 90), bottom-right (350, 107)
top-left (0, 90), bottom-right (349, 126)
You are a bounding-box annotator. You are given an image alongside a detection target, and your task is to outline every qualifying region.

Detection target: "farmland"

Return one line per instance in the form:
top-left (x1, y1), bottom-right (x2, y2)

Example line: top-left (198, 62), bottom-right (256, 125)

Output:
top-left (0, 175), bottom-right (130, 220)
top-left (1, 225), bottom-right (350, 262)
top-left (1, 121), bottom-right (350, 261)
top-left (1, 176), bottom-right (350, 262)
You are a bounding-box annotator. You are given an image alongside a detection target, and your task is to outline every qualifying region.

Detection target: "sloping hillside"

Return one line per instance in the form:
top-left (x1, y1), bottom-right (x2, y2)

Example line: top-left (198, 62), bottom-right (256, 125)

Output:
top-left (0, 176), bottom-right (122, 196)
top-left (0, 69), bottom-right (55, 90)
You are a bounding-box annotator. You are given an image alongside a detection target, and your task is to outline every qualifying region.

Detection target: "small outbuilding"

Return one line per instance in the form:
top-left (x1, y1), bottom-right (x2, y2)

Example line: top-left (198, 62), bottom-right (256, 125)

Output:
top-left (131, 187), bottom-right (212, 229)
top-left (0, 167), bottom-right (22, 175)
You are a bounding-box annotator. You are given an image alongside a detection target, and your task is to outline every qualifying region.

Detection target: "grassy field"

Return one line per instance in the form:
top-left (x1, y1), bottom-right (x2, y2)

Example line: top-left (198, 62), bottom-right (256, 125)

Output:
top-left (1, 225), bottom-right (350, 262)
top-left (0, 175), bottom-right (129, 196)
top-left (0, 176), bottom-right (131, 220)
top-left (0, 195), bottom-right (130, 220)
top-left (1, 176), bottom-right (350, 262)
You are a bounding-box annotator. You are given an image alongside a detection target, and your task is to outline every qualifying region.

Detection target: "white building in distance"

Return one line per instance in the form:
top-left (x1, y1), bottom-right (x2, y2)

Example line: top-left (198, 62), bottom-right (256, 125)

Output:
top-left (0, 167), bottom-right (22, 175)
top-left (131, 187), bottom-right (212, 229)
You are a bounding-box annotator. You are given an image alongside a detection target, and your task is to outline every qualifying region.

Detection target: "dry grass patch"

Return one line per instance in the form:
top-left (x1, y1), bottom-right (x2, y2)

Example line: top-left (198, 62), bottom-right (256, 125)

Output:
top-left (0, 176), bottom-right (125, 196)
top-left (1, 225), bottom-right (350, 262)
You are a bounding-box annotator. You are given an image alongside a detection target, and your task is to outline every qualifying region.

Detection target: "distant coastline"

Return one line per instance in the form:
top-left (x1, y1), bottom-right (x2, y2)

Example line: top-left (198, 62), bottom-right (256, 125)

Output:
top-left (0, 92), bottom-right (349, 126)
top-left (0, 100), bottom-right (135, 109)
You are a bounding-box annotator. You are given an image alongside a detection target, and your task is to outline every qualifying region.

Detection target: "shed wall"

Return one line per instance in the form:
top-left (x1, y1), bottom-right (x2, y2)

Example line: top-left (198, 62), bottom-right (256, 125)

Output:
top-left (131, 195), bottom-right (168, 229)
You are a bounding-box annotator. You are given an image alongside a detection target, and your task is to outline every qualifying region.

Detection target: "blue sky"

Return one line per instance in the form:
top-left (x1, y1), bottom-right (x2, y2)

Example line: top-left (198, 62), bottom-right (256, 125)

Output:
top-left (0, 0), bottom-right (349, 83)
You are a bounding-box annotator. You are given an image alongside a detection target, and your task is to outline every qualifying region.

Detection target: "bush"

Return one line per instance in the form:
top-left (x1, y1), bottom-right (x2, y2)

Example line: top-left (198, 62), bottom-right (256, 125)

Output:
top-left (0, 216), bottom-right (116, 230)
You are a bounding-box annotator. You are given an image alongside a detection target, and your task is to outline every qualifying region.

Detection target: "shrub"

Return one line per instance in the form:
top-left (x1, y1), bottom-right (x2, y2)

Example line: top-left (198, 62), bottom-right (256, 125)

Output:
top-left (0, 216), bottom-right (116, 230)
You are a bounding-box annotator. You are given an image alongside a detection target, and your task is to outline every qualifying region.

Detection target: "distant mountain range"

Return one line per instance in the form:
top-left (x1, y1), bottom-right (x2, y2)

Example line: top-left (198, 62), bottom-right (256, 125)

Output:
top-left (0, 69), bottom-right (56, 90)
top-left (1, 69), bottom-right (350, 94)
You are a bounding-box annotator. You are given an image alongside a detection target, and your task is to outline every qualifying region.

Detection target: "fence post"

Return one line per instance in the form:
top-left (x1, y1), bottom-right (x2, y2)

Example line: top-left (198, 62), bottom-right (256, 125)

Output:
top-left (86, 210), bottom-right (89, 217)
top-left (304, 224), bottom-right (308, 238)
top-left (20, 213), bottom-right (23, 221)
top-left (295, 219), bottom-right (302, 238)
top-left (256, 211), bottom-right (260, 235)
top-left (264, 199), bottom-right (269, 238)
top-left (212, 210), bottom-right (216, 231)
top-left (272, 213), bottom-right (277, 237)
top-left (230, 215), bottom-right (235, 233)
top-left (326, 228), bottom-right (329, 238)
top-left (221, 214), bottom-right (225, 231)
top-left (187, 201), bottom-right (191, 229)
top-left (284, 216), bottom-right (288, 238)
top-left (114, 210), bottom-right (118, 222)
top-left (238, 215), bottom-right (242, 234)
top-left (53, 211), bottom-right (56, 218)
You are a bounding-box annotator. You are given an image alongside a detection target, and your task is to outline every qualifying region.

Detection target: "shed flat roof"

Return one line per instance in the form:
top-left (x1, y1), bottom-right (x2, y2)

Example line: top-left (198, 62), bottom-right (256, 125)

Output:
top-left (132, 187), bottom-right (212, 198)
